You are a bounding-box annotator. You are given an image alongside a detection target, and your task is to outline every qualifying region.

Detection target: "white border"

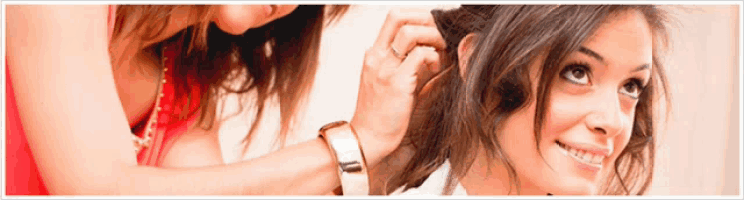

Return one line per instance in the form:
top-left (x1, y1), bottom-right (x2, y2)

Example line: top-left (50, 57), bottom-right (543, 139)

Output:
top-left (1, 1), bottom-right (742, 199)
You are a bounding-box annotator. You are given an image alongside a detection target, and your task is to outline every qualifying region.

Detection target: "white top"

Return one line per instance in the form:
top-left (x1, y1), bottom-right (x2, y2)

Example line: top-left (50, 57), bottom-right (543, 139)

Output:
top-left (391, 161), bottom-right (468, 196)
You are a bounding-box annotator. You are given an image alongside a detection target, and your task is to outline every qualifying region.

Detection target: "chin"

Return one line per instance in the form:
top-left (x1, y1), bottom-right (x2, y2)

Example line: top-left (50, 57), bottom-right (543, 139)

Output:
top-left (529, 173), bottom-right (597, 195)
top-left (532, 142), bottom-right (604, 195)
top-left (552, 183), bottom-right (597, 195)
top-left (517, 167), bottom-right (599, 195)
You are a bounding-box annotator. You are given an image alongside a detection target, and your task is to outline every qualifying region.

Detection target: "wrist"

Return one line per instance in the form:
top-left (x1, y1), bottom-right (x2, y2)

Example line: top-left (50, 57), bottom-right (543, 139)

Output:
top-left (318, 121), bottom-right (370, 195)
top-left (349, 122), bottom-right (397, 168)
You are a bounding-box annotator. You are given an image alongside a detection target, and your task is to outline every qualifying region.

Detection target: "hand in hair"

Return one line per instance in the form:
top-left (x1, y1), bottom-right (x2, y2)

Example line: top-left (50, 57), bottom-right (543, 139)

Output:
top-left (350, 8), bottom-right (446, 169)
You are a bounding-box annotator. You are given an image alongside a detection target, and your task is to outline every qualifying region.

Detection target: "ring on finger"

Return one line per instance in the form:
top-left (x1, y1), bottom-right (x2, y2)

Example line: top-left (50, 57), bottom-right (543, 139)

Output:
top-left (390, 45), bottom-right (407, 59)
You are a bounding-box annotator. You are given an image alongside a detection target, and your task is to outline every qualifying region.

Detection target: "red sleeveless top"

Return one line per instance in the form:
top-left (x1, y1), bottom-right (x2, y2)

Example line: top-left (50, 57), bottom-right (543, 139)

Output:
top-left (5, 6), bottom-right (201, 195)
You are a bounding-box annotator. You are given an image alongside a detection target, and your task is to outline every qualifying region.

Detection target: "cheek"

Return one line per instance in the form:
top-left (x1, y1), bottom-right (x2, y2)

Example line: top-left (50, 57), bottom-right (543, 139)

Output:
top-left (542, 91), bottom-right (587, 138)
top-left (609, 117), bottom-right (634, 161)
top-left (614, 107), bottom-right (636, 150)
top-left (600, 117), bottom-right (634, 181)
top-left (499, 102), bottom-right (538, 159)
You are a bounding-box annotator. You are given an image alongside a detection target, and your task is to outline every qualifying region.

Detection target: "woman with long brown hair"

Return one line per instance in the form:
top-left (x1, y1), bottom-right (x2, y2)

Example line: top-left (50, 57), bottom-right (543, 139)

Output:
top-left (6, 5), bottom-right (445, 195)
top-left (373, 5), bottom-right (672, 195)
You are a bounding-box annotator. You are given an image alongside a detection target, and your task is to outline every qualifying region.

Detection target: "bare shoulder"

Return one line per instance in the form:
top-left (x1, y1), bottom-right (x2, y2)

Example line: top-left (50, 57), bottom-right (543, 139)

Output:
top-left (6, 5), bottom-right (110, 70)
top-left (160, 124), bottom-right (225, 168)
top-left (6, 5), bottom-right (109, 46)
top-left (6, 5), bottom-right (107, 20)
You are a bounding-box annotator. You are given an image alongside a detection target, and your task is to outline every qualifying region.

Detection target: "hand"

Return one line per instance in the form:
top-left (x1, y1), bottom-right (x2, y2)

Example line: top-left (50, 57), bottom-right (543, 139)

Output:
top-left (350, 9), bottom-right (446, 167)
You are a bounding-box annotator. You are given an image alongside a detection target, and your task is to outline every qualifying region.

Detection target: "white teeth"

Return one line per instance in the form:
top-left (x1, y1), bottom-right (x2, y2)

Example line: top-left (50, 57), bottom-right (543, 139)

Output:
top-left (581, 154), bottom-right (590, 162)
top-left (557, 142), bottom-right (605, 165)
top-left (592, 155), bottom-right (603, 164)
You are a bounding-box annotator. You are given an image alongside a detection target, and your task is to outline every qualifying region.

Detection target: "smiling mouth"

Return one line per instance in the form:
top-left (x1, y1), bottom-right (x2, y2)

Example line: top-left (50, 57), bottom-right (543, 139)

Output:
top-left (556, 141), bottom-right (605, 169)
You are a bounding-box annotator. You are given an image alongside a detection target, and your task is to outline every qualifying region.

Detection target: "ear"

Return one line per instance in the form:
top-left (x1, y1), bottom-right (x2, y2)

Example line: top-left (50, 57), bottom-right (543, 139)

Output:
top-left (417, 33), bottom-right (479, 97)
top-left (457, 33), bottom-right (478, 79)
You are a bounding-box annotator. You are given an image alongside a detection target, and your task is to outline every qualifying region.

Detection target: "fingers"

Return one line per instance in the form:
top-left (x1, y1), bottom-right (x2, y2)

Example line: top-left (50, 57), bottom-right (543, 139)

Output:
top-left (396, 46), bottom-right (442, 94)
top-left (373, 9), bottom-right (437, 49)
top-left (389, 25), bottom-right (446, 58)
top-left (362, 9), bottom-right (445, 96)
top-left (351, 10), bottom-right (447, 163)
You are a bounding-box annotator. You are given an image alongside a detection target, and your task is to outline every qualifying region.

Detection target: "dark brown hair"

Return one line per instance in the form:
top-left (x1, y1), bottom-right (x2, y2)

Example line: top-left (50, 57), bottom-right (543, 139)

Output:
top-left (378, 5), bottom-right (671, 195)
top-left (109, 5), bottom-right (349, 151)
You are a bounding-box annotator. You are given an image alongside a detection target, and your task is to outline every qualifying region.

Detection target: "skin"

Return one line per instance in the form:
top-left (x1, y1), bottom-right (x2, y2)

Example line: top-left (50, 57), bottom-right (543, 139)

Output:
top-left (155, 5), bottom-right (300, 168)
top-left (458, 10), bottom-right (654, 195)
top-left (6, 5), bottom-right (443, 195)
top-left (112, 5), bottom-right (301, 168)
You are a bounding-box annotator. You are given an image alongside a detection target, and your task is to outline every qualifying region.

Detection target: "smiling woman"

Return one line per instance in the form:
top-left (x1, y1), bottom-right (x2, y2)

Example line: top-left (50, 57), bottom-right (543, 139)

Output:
top-left (509, 10), bottom-right (657, 194)
top-left (373, 5), bottom-right (671, 195)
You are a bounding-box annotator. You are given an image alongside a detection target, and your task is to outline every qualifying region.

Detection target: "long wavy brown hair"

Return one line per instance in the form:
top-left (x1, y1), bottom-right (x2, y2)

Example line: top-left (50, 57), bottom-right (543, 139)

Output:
top-left (108, 5), bottom-right (348, 151)
top-left (375, 5), bottom-right (672, 195)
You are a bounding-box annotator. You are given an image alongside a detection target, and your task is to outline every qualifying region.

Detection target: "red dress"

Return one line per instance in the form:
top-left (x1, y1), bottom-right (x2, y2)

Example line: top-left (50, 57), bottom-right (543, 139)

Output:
top-left (5, 6), bottom-right (201, 195)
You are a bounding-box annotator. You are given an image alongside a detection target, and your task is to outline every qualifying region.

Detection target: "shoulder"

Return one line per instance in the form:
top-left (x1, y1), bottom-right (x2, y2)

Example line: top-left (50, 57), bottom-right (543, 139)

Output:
top-left (6, 5), bottom-right (109, 38)
top-left (159, 125), bottom-right (224, 168)
top-left (6, 5), bottom-right (110, 69)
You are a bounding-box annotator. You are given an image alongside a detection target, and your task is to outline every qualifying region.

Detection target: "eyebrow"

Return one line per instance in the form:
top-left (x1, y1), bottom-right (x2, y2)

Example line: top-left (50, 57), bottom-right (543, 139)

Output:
top-left (633, 64), bottom-right (651, 72)
top-left (578, 46), bottom-right (651, 72)
top-left (578, 46), bottom-right (606, 65)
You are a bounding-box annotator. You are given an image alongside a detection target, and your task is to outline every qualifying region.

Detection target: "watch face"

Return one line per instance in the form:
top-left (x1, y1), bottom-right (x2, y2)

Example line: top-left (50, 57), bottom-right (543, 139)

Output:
top-left (319, 120), bottom-right (348, 132)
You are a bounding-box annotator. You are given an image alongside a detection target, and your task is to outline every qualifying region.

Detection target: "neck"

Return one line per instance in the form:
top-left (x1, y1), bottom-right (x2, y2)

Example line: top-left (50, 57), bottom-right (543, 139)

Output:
top-left (459, 147), bottom-right (549, 195)
top-left (141, 6), bottom-right (204, 48)
top-left (110, 6), bottom-right (202, 73)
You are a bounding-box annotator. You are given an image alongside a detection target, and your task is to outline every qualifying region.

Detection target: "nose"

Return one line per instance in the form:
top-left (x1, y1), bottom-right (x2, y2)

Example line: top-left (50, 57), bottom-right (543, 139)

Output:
top-left (584, 90), bottom-right (625, 137)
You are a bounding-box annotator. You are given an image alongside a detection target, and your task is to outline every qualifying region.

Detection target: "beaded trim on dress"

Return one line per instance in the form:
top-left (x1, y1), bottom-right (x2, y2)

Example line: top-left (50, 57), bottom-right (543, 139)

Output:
top-left (132, 46), bottom-right (169, 154)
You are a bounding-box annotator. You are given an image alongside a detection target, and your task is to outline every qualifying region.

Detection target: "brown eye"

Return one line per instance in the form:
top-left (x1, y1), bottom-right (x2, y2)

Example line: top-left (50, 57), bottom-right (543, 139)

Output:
top-left (624, 83), bottom-right (637, 93)
top-left (560, 64), bottom-right (590, 85)
top-left (572, 69), bottom-right (586, 79)
top-left (620, 79), bottom-right (644, 99)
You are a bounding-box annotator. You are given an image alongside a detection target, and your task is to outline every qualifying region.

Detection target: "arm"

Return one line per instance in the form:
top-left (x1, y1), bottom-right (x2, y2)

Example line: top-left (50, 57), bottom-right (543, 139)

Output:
top-left (7, 5), bottom-right (442, 195)
top-left (125, 138), bottom-right (341, 195)
top-left (6, 5), bottom-right (348, 195)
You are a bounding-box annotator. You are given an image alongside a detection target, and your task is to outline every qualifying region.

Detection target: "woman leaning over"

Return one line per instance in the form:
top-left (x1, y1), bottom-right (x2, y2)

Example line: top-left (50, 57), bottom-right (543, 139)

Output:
top-left (5, 5), bottom-right (445, 195)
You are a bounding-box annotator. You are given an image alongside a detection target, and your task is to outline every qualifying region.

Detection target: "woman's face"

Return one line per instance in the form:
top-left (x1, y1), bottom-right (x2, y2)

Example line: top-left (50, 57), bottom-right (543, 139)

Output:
top-left (498, 10), bottom-right (654, 195)
top-left (213, 5), bottom-right (299, 35)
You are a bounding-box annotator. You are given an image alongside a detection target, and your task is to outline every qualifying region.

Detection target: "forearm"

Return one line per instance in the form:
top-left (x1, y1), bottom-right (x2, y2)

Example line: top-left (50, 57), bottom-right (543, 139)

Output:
top-left (110, 138), bottom-right (339, 195)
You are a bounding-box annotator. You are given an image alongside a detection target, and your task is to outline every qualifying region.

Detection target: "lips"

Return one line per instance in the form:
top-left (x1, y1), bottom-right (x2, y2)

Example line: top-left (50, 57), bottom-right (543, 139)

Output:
top-left (556, 141), bottom-right (610, 168)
